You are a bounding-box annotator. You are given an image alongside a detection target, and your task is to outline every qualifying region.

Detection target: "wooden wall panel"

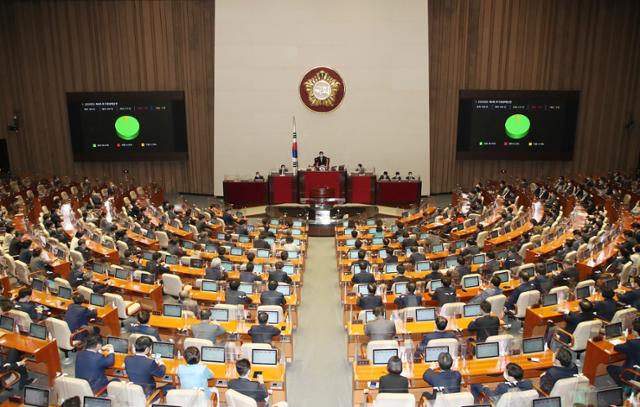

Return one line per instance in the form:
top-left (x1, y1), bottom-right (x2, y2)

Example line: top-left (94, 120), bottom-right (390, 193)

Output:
top-left (429, 0), bottom-right (640, 193)
top-left (0, 0), bottom-right (215, 194)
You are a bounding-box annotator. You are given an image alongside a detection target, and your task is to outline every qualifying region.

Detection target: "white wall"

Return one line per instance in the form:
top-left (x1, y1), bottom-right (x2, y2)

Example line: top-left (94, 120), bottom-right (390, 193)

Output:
top-left (214, 0), bottom-right (430, 195)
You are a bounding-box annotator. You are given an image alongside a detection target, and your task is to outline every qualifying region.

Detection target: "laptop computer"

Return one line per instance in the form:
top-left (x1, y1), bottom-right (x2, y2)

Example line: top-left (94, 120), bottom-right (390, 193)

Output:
top-left (84, 396), bottom-right (112, 407)
top-left (163, 304), bottom-right (182, 318)
top-left (201, 346), bottom-right (225, 363)
top-left (90, 293), bottom-right (106, 307)
top-left (57, 286), bottom-right (72, 300)
top-left (415, 307), bottom-right (436, 322)
top-left (107, 336), bottom-right (129, 354)
top-left (541, 293), bottom-right (558, 307)
top-left (372, 348), bottom-right (398, 365)
top-left (152, 341), bottom-right (175, 359)
top-left (522, 337), bottom-right (545, 354)
top-left (475, 342), bottom-right (499, 359)
top-left (605, 322), bottom-right (624, 339)
top-left (210, 308), bottom-right (229, 322)
top-left (463, 304), bottom-right (482, 318)
top-left (424, 346), bottom-right (449, 362)
top-left (29, 323), bottom-right (47, 340)
top-left (201, 280), bottom-right (218, 293)
top-left (0, 315), bottom-right (14, 331)
top-left (252, 348), bottom-right (278, 365)
top-left (596, 387), bottom-right (623, 407)
top-left (23, 386), bottom-right (49, 407)
top-left (532, 397), bottom-right (561, 407)
top-left (462, 275), bottom-right (480, 289)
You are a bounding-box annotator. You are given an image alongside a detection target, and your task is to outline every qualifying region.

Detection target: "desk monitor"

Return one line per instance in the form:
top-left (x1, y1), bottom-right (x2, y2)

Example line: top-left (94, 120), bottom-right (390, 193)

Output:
top-left (495, 250), bottom-right (508, 260)
top-left (230, 247), bottom-right (243, 257)
top-left (494, 271), bottom-right (510, 283)
top-left (165, 255), bottom-right (178, 265)
top-left (31, 279), bottom-right (45, 292)
top-left (545, 262), bottom-right (559, 273)
top-left (416, 261), bottom-right (431, 272)
top-left (0, 315), bottom-right (14, 331)
top-left (57, 286), bottom-right (72, 300)
top-left (415, 307), bottom-right (437, 322)
top-left (364, 310), bottom-right (384, 322)
top-left (211, 308), bottom-right (229, 322)
top-left (475, 341), bottom-right (499, 359)
top-left (287, 251), bottom-right (299, 259)
top-left (429, 279), bottom-right (443, 292)
top-left (291, 229), bottom-right (302, 236)
top-left (201, 280), bottom-right (218, 293)
top-left (182, 240), bottom-right (195, 249)
top-left (456, 223), bottom-right (465, 231)
top-left (142, 252), bottom-right (154, 261)
top-left (201, 346), bottom-right (225, 363)
top-left (462, 275), bottom-right (480, 289)
top-left (372, 348), bottom-right (398, 365)
top-left (90, 293), bottom-right (106, 307)
top-left (84, 397), bottom-right (111, 407)
top-left (576, 285), bottom-right (591, 299)
top-left (463, 304), bottom-right (482, 317)
top-left (107, 336), bottom-right (129, 354)
top-left (264, 310), bottom-right (279, 324)
top-left (366, 219), bottom-right (376, 226)
top-left (252, 264), bottom-right (263, 274)
top-left (378, 249), bottom-right (387, 259)
top-left (252, 348), bottom-right (277, 365)
top-left (205, 244), bottom-right (216, 253)
top-left (29, 323), bottom-right (47, 340)
top-left (238, 282), bottom-right (253, 295)
top-left (394, 282), bottom-right (408, 295)
top-left (238, 235), bottom-right (250, 243)
top-left (190, 258), bottom-right (204, 269)
top-left (532, 397), bottom-right (561, 407)
top-left (163, 304), bottom-right (182, 318)
top-left (133, 226), bottom-right (142, 234)
top-left (216, 233), bottom-right (227, 240)
top-left (372, 237), bottom-right (384, 245)
top-left (503, 225), bottom-right (512, 234)
top-left (357, 285), bottom-right (370, 296)
top-left (256, 249), bottom-right (270, 258)
top-left (282, 265), bottom-right (296, 275)
top-left (605, 322), bottom-right (624, 339)
top-left (605, 278), bottom-right (619, 290)
top-left (489, 230), bottom-right (500, 239)
top-left (152, 341), bottom-right (175, 359)
top-left (368, 227), bottom-right (377, 234)
top-left (347, 250), bottom-right (359, 260)
top-left (445, 257), bottom-right (458, 268)
top-left (92, 263), bottom-right (105, 274)
top-left (268, 228), bottom-right (277, 234)
top-left (453, 240), bottom-right (466, 250)
top-left (522, 337), bottom-right (545, 354)
top-left (542, 293), bottom-right (558, 307)
top-left (276, 284), bottom-right (292, 296)
top-left (23, 386), bottom-right (49, 407)
top-left (425, 346), bottom-right (449, 362)
top-left (343, 228), bottom-right (354, 236)
top-left (431, 244), bottom-right (444, 254)
top-left (521, 266), bottom-right (535, 278)
top-left (115, 269), bottom-right (130, 281)
top-left (597, 387), bottom-right (623, 407)
top-left (472, 254), bottom-right (485, 264)
top-left (384, 263), bottom-right (398, 274)
top-left (343, 238), bottom-right (355, 247)
top-left (221, 262), bottom-right (234, 272)
top-left (140, 273), bottom-right (154, 285)
top-left (293, 220), bottom-right (303, 227)
top-left (462, 405), bottom-right (491, 407)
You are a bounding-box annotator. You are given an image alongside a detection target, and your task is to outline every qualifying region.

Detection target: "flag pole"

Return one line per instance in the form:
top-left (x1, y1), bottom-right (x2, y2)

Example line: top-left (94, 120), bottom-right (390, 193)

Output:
top-left (292, 116), bottom-right (298, 175)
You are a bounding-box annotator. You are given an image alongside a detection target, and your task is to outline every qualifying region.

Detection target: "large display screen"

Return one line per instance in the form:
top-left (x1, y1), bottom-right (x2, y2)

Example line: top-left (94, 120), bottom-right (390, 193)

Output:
top-left (456, 90), bottom-right (579, 160)
top-left (67, 91), bottom-right (187, 161)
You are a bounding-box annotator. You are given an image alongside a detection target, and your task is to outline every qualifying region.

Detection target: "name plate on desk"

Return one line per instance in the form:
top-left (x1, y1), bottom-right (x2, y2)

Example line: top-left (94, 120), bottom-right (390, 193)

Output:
top-left (357, 359), bottom-right (370, 366)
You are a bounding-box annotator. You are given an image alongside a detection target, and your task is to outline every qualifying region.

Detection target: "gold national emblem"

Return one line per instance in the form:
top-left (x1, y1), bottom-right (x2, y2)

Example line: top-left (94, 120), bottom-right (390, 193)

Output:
top-left (299, 67), bottom-right (345, 112)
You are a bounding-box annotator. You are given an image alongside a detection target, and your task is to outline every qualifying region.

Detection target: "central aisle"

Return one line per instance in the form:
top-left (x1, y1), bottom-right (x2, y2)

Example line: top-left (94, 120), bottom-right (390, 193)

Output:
top-left (286, 237), bottom-right (352, 406)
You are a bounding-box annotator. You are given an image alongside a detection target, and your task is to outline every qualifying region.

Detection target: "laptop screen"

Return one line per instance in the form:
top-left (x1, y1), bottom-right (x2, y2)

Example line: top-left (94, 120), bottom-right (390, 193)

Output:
top-left (472, 254), bottom-right (485, 264)
top-left (276, 284), bottom-right (292, 296)
top-left (152, 342), bottom-right (175, 359)
top-left (463, 304), bottom-right (482, 318)
top-left (463, 275), bottom-right (480, 288)
top-left (163, 304), bottom-right (182, 318)
top-left (0, 315), bottom-right (14, 331)
top-left (31, 279), bottom-right (45, 292)
top-left (238, 283), bottom-right (253, 294)
top-left (257, 249), bottom-right (270, 258)
top-left (394, 283), bottom-right (408, 295)
top-left (445, 257), bottom-right (458, 268)
top-left (542, 293), bottom-right (558, 307)
top-left (372, 348), bottom-right (398, 365)
top-left (364, 310), bottom-right (383, 322)
top-left (264, 310), bottom-right (279, 324)
top-left (431, 244), bottom-right (444, 253)
top-left (84, 397), bottom-right (112, 407)
top-left (142, 252), bottom-right (154, 261)
top-left (522, 337), bottom-right (545, 354)
top-left (522, 266), bottom-right (535, 278)
top-left (29, 323), bottom-right (47, 340)
top-left (291, 229), bottom-right (302, 236)
top-left (115, 269), bottom-right (129, 280)
top-left (532, 397), bottom-right (561, 407)
top-left (425, 346), bottom-right (449, 362)
top-left (211, 308), bottom-right (229, 322)
top-left (252, 348), bottom-right (277, 365)
top-left (221, 262), bottom-right (233, 272)
top-left (348, 250), bottom-right (359, 260)
top-left (596, 388), bottom-right (623, 407)
top-left (384, 263), bottom-right (398, 274)
top-left (416, 261), bottom-right (431, 272)
top-left (415, 307), bottom-right (437, 322)
top-left (357, 285), bottom-right (370, 295)
top-left (165, 255), bottom-right (178, 265)
top-left (429, 279), bottom-right (443, 291)
top-left (23, 386), bottom-right (49, 407)
top-left (190, 258), bottom-right (204, 268)
top-left (107, 336), bottom-right (129, 354)
top-left (201, 346), bottom-right (225, 363)
top-left (605, 322), bottom-right (623, 339)
top-left (545, 262), bottom-right (559, 272)
top-left (287, 251), bottom-right (299, 259)
top-left (475, 342), bottom-right (499, 359)
top-left (201, 280), bottom-right (218, 293)
top-left (230, 247), bottom-right (243, 256)
top-left (92, 263), bottom-right (105, 274)
top-left (453, 240), bottom-right (466, 250)
top-left (293, 220), bottom-right (303, 227)
top-left (494, 271), bottom-right (510, 283)
top-left (90, 293), bottom-right (106, 307)
top-left (238, 235), bottom-right (250, 243)
top-left (140, 273), bottom-right (154, 285)
top-left (576, 285), bottom-right (591, 299)
top-left (282, 265), bottom-right (296, 275)
top-left (605, 278), bottom-right (618, 290)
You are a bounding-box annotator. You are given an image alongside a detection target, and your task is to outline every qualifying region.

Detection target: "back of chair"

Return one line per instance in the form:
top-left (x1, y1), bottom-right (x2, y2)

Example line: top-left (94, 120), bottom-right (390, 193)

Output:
top-left (571, 320), bottom-right (602, 351)
top-left (485, 334), bottom-right (514, 355)
top-left (155, 231), bottom-right (170, 249)
top-left (77, 286), bottom-right (93, 302)
top-left (495, 389), bottom-right (539, 407)
top-left (213, 303), bottom-right (242, 321)
top-left (439, 302), bottom-right (465, 318)
top-left (240, 343), bottom-right (272, 361)
top-left (183, 337), bottom-right (214, 353)
top-left (69, 250), bottom-right (84, 267)
top-left (366, 340), bottom-right (400, 362)
top-left (476, 231), bottom-right (489, 247)
top-left (162, 273), bottom-right (183, 297)
top-left (515, 290), bottom-right (540, 318)
top-left (226, 389), bottom-right (258, 407)
top-left (54, 277), bottom-right (72, 289)
top-left (549, 286), bottom-right (570, 301)
top-left (518, 243), bottom-right (533, 258)
top-left (166, 388), bottom-right (209, 407)
top-left (373, 392), bottom-right (416, 407)
top-left (611, 307), bottom-right (638, 330)
top-left (549, 376), bottom-right (590, 407)
top-left (428, 338), bottom-right (459, 358)
top-left (14, 260), bottom-right (30, 285)
top-left (620, 262), bottom-right (635, 285)
top-left (6, 309), bottom-right (32, 332)
top-left (486, 294), bottom-right (507, 319)
top-left (54, 376), bottom-right (93, 404)
top-left (2, 253), bottom-right (15, 276)
top-left (432, 391), bottom-right (474, 407)
top-left (107, 381), bottom-right (148, 406)
top-left (45, 317), bottom-right (73, 350)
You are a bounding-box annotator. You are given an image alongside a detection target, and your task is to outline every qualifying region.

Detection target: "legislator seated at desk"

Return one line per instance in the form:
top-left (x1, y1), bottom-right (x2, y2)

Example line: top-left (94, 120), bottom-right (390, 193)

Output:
top-left (312, 151), bottom-right (330, 169)
top-left (378, 356), bottom-right (408, 394)
top-left (470, 362), bottom-right (534, 403)
top-left (606, 317), bottom-right (640, 387)
top-left (422, 352), bottom-right (462, 400)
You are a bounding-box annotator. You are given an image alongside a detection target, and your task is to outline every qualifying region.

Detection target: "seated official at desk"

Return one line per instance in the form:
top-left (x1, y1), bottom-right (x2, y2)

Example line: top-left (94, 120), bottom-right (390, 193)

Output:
top-left (479, 252), bottom-right (500, 277)
top-left (125, 336), bottom-right (172, 397)
top-left (205, 258), bottom-right (227, 281)
top-left (607, 317), bottom-right (640, 387)
top-left (75, 334), bottom-right (116, 393)
top-left (394, 282), bottom-right (422, 309)
top-left (421, 352), bottom-right (461, 400)
top-left (353, 263), bottom-right (375, 285)
top-left (313, 151), bottom-right (329, 168)
top-left (452, 257), bottom-right (471, 282)
top-left (178, 346), bottom-right (215, 399)
top-left (469, 276), bottom-right (502, 305)
top-left (240, 263), bottom-right (262, 283)
top-left (391, 172), bottom-right (402, 181)
top-left (391, 265), bottom-right (410, 284)
top-left (268, 262), bottom-right (293, 285)
top-left (65, 293), bottom-right (98, 335)
top-left (618, 277), bottom-right (640, 309)
top-left (359, 283), bottom-right (383, 310)
top-left (468, 301), bottom-right (500, 342)
top-left (563, 299), bottom-right (595, 334)
top-left (433, 277), bottom-right (457, 306)
top-left (229, 359), bottom-right (269, 405)
top-left (365, 306), bottom-right (396, 341)
top-left (14, 288), bottom-right (44, 321)
top-left (254, 172), bottom-right (265, 181)
top-left (415, 316), bottom-right (456, 358)
top-left (533, 263), bottom-right (553, 295)
top-left (471, 362), bottom-right (533, 403)
top-left (406, 172), bottom-right (416, 180)
top-left (408, 247), bottom-right (426, 265)
top-left (425, 263), bottom-right (444, 282)
top-left (505, 271), bottom-right (534, 310)
top-left (261, 280), bottom-right (286, 306)
top-left (594, 287), bottom-right (618, 321)
top-left (539, 348), bottom-right (578, 394)
top-left (126, 310), bottom-right (161, 340)
top-left (248, 312), bottom-right (281, 344)
top-left (379, 356), bottom-right (408, 393)
top-left (226, 280), bottom-right (252, 305)
top-left (378, 171), bottom-right (391, 181)
top-left (191, 309), bottom-right (227, 343)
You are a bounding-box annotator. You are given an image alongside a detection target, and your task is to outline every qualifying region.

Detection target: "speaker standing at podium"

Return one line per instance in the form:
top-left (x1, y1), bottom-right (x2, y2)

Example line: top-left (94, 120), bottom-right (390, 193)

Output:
top-left (313, 151), bottom-right (330, 168)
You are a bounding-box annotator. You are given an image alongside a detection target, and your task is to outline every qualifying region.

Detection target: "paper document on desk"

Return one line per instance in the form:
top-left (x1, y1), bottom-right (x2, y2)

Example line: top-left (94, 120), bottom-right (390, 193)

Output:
top-left (610, 339), bottom-right (626, 346)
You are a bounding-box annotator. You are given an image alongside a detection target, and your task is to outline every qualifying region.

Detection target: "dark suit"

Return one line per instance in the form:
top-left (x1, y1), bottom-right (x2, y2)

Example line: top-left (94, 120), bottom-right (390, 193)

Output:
top-left (75, 350), bottom-right (115, 393)
top-left (563, 311), bottom-right (595, 334)
top-left (358, 294), bottom-right (383, 310)
top-left (402, 239), bottom-right (417, 250)
top-left (468, 315), bottom-right (500, 342)
top-left (253, 239), bottom-right (271, 250)
top-left (204, 267), bottom-right (227, 281)
top-left (394, 294), bottom-right (422, 309)
top-left (228, 377), bottom-right (268, 403)
top-left (353, 272), bottom-right (375, 284)
top-left (384, 255), bottom-right (398, 264)
top-left (191, 322), bottom-right (227, 343)
top-left (505, 281), bottom-right (534, 310)
top-left (409, 252), bottom-right (426, 264)
top-left (379, 373), bottom-right (409, 393)
top-left (539, 364), bottom-right (578, 393)
top-left (64, 304), bottom-right (97, 333)
top-left (268, 270), bottom-right (292, 284)
top-left (608, 338), bottom-right (640, 386)
top-left (433, 287), bottom-right (457, 306)
top-left (618, 289), bottom-right (640, 309)
top-left (594, 298), bottom-right (618, 321)
top-left (260, 290), bottom-right (286, 306)
top-left (239, 271), bottom-right (261, 283)
top-left (422, 369), bottom-right (461, 399)
top-left (425, 271), bottom-right (444, 282)
top-left (455, 265), bottom-right (471, 279)
top-left (124, 354), bottom-right (166, 396)
top-left (553, 267), bottom-right (579, 284)
top-left (14, 301), bottom-right (42, 321)
top-left (226, 290), bottom-right (252, 305)
top-left (533, 275), bottom-right (553, 295)
top-left (392, 275), bottom-right (411, 284)
top-left (248, 324), bottom-right (281, 344)
top-left (416, 331), bottom-right (457, 357)
top-left (471, 380), bottom-right (533, 401)
top-left (128, 324), bottom-right (161, 340)
top-left (313, 156), bottom-right (329, 167)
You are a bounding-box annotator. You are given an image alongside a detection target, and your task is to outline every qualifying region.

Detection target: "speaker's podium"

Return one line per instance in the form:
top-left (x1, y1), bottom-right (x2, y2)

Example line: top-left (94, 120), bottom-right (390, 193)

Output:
top-left (298, 168), bottom-right (347, 236)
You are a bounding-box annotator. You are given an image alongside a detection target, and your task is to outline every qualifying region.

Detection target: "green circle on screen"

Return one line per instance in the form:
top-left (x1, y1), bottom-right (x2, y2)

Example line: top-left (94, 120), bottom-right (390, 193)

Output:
top-left (505, 114), bottom-right (530, 140)
top-left (115, 115), bottom-right (140, 141)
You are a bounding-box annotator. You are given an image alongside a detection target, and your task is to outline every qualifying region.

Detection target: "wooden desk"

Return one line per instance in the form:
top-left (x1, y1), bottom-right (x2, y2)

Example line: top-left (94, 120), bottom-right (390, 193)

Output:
top-left (450, 214), bottom-right (502, 240)
top-left (420, 219), bottom-right (451, 232)
top-left (376, 180), bottom-right (421, 207)
top-left (164, 224), bottom-right (192, 240)
top-left (93, 273), bottom-right (163, 311)
top-left (577, 243), bottom-right (619, 281)
top-left (86, 240), bottom-right (119, 264)
top-left (484, 222), bottom-right (532, 250)
top-left (0, 332), bottom-right (60, 385)
top-left (525, 232), bottom-right (573, 263)
top-left (582, 337), bottom-right (628, 384)
top-left (126, 230), bottom-right (160, 251)
top-left (223, 180), bottom-right (269, 208)
top-left (0, 275), bottom-right (11, 296)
